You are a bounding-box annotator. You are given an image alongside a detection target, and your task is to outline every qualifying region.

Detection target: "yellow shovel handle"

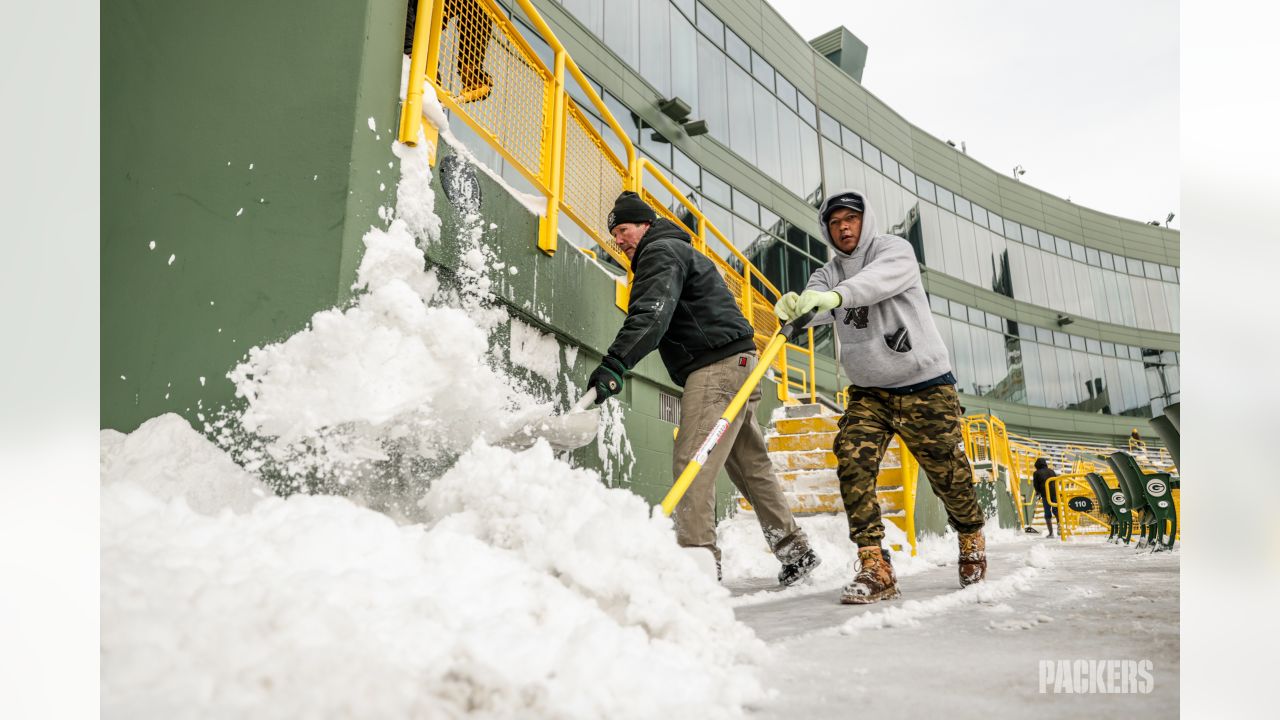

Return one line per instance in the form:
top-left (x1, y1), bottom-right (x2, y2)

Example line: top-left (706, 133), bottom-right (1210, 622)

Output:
top-left (658, 309), bottom-right (817, 517)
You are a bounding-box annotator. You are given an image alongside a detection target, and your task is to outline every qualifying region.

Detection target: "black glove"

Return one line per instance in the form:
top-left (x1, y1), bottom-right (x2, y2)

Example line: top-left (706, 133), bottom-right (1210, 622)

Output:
top-left (588, 355), bottom-right (627, 404)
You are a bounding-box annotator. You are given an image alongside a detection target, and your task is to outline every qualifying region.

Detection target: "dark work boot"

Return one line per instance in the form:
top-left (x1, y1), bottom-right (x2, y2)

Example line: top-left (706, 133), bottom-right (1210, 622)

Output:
top-left (841, 547), bottom-right (900, 604)
top-left (958, 530), bottom-right (987, 587)
top-left (778, 547), bottom-right (821, 586)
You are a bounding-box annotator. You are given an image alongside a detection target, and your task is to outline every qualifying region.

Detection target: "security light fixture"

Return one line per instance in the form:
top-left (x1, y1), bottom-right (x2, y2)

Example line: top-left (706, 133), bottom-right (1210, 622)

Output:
top-left (1056, 314), bottom-right (1074, 327)
top-left (658, 97), bottom-right (692, 122)
top-left (1013, 164), bottom-right (1026, 180)
top-left (682, 119), bottom-right (709, 137)
top-left (1165, 212), bottom-right (1175, 227)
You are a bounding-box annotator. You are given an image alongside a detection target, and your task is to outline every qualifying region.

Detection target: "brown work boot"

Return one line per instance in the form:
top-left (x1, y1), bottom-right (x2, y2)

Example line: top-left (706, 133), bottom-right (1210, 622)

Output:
top-left (840, 546), bottom-right (901, 605)
top-left (958, 530), bottom-right (987, 587)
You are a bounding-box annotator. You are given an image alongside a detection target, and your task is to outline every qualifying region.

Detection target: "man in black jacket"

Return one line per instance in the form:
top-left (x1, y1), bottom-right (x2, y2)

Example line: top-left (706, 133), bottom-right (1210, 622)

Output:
top-left (588, 192), bottom-right (819, 585)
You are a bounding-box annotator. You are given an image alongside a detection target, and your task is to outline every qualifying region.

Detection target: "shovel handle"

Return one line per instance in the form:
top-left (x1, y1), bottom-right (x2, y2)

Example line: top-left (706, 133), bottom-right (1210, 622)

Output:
top-left (779, 308), bottom-right (819, 343)
top-left (570, 388), bottom-right (598, 413)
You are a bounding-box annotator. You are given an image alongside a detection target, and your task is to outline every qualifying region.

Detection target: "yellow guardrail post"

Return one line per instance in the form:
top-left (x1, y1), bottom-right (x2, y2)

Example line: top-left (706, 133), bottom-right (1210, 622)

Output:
top-left (806, 327), bottom-right (816, 401)
top-left (902, 442), bottom-right (919, 556)
top-left (398, 0), bottom-right (445, 160)
top-left (659, 310), bottom-right (817, 516)
top-left (538, 51), bottom-right (568, 255)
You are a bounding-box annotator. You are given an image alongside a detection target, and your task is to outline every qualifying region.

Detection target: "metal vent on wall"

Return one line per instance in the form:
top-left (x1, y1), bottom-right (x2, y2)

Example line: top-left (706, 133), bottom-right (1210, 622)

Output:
top-left (659, 390), bottom-right (681, 425)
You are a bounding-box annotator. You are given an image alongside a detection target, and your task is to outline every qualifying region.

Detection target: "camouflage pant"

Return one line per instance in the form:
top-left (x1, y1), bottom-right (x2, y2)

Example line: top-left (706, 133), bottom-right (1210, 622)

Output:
top-left (834, 383), bottom-right (985, 547)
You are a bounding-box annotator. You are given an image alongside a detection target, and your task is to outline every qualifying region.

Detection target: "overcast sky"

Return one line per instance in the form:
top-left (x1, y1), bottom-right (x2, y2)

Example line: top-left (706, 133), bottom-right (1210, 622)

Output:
top-left (773, 0), bottom-right (1179, 228)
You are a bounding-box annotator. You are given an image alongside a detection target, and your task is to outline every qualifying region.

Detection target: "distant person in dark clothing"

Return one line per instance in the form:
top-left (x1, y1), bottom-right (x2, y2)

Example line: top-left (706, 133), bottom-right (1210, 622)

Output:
top-left (1032, 457), bottom-right (1060, 537)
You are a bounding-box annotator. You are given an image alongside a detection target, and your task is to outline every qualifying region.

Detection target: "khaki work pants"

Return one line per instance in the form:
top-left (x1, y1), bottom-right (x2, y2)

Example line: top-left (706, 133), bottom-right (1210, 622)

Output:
top-left (672, 351), bottom-right (808, 564)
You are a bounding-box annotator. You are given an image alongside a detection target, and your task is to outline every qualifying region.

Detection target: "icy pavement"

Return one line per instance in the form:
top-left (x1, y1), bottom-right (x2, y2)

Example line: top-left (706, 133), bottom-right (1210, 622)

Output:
top-left (725, 531), bottom-right (1179, 717)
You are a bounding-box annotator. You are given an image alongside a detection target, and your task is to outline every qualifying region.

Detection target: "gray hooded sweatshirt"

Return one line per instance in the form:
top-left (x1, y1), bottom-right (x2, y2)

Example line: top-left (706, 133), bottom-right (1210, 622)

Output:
top-left (805, 188), bottom-right (953, 390)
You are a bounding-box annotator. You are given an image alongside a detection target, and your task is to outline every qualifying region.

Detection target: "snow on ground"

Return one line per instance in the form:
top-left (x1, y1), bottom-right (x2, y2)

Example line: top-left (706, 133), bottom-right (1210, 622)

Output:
top-left (722, 526), bottom-right (1180, 718)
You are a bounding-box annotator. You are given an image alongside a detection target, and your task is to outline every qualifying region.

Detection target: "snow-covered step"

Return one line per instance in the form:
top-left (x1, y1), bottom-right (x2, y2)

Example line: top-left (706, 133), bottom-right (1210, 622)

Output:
top-left (774, 416), bottom-right (838, 436)
top-left (770, 449), bottom-right (837, 471)
top-left (766, 431), bottom-right (836, 453)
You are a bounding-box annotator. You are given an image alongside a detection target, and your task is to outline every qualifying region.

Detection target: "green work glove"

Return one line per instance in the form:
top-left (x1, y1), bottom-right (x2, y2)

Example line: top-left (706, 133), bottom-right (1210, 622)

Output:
top-left (774, 292), bottom-right (801, 321)
top-left (795, 289), bottom-right (842, 316)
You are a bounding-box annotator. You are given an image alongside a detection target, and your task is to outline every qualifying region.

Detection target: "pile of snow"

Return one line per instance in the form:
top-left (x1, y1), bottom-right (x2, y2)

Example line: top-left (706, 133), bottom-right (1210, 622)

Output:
top-left (103, 129), bottom-right (760, 716)
top-left (102, 420), bottom-right (765, 718)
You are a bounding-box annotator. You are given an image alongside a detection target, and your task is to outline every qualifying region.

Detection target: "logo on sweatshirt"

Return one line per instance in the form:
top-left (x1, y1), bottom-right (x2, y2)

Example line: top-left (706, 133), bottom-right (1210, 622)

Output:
top-left (843, 306), bottom-right (869, 328)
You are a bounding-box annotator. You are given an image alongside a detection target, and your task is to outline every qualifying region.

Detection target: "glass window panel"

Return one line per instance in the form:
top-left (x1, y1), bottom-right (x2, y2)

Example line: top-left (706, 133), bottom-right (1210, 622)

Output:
top-left (841, 148), bottom-right (865, 191)
top-left (975, 227), bottom-right (994, 290)
top-left (1164, 282), bottom-right (1179, 333)
top-left (639, 132), bottom-right (671, 168)
top-left (638, 2), bottom-right (671, 96)
top-left (1161, 264), bottom-right (1178, 282)
top-left (957, 221), bottom-right (980, 285)
top-left (929, 294), bottom-right (949, 314)
top-left (988, 213), bottom-right (1004, 237)
top-left (1038, 230), bottom-right (1056, 252)
top-left (1086, 338), bottom-right (1102, 354)
top-left (562, 0), bottom-right (604, 36)
top-left (835, 126), bottom-right (859, 157)
top-left (1055, 236), bottom-right (1071, 256)
top-left (725, 61), bottom-right (756, 163)
top-left (750, 50), bottom-right (774, 89)
top-left (777, 106), bottom-right (804, 194)
top-left (672, 0), bottom-right (694, 19)
top-left (808, 233), bottom-right (827, 261)
top-left (899, 166), bottom-right (916, 196)
top-left (916, 176), bottom-right (936, 203)
top-left (724, 26), bottom-right (749, 68)
top-left (1043, 250), bottom-right (1064, 311)
top-left (953, 196), bottom-right (972, 221)
top-left (1099, 250), bottom-right (1114, 270)
top-left (920, 202), bottom-right (945, 271)
top-left (1089, 266), bottom-right (1110, 323)
top-left (971, 204), bottom-right (989, 229)
top-left (1057, 347), bottom-right (1079, 408)
top-left (1144, 260), bottom-right (1161, 279)
top-left (1018, 323), bottom-right (1036, 342)
top-left (1022, 341), bottom-right (1046, 407)
top-left (1130, 274), bottom-right (1153, 329)
top-left (821, 139), bottom-right (844, 190)
top-left (775, 74), bottom-right (798, 110)
top-left (1004, 220), bottom-right (1022, 242)
top-left (935, 185), bottom-right (955, 212)
top-left (696, 34), bottom-right (728, 139)
top-left (1069, 334), bottom-right (1086, 351)
top-left (1059, 256), bottom-right (1080, 316)
top-left (819, 111), bottom-right (841, 142)
top-left (1026, 247), bottom-right (1048, 307)
top-left (797, 93), bottom-right (817, 127)
top-left (969, 308), bottom-right (986, 327)
top-left (695, 2), bottom-right (724, 46)
top-left (799, 124), bottom-right (822, 200)
top-left (986, 313), bottom-right (1003, 332)
top-left (701, 170), bottom-right (730, 205)
top-left (881, 154), bottom-right (900, 184)
top-left (1147, 278), bottom-right (1171, 332)
top-left (1070, 241), bottom-right (1086, 263)
top-left (1086, 247), bottom-right (1100, 266)
top-left (1102, 341), bottom-right (1116, 357)
top-left (861, 139), bottom-right (882, 171)
top-left (940, 211), bottom-right (964, 279)
top-left (1051, 330), bottom-right (1069, 348)
top-left (951, 322), bottom-right (976, 395)
top-left (1006, 238), bottom-right (1029, 301)
top-left (1039, 343), bottom-right (1062, 408)
top-left (603, 0), bottom-right (640, 67)
top-left (669, 11), bottom-right (698, 117)
top-left (1073, 261), bottom-right (1094, 319)
top-left (752, 82), bottom-right (781, 182)
top-left (973, 327), bottom-right (997, 396)
top-left (988, 231), bottom-right (1009, 295)
top-left (672, 146), bottom-right (699, 185)
top-left (949, 300), bottom-right (968, 322)
top-left (731, 188), bottom-right (759, 223)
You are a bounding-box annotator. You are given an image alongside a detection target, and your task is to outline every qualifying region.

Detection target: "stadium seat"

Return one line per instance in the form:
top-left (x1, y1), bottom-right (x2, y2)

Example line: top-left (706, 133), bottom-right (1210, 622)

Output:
top-left (1150, 414), bottom-right (1180, 471)
top-left (1108, 451), bottom-right (1177, 551)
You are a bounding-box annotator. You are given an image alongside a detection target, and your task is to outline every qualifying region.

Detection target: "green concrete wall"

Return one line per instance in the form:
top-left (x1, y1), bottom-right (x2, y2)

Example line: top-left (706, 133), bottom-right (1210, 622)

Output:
top-left (102, 0), bottom-right (407, 432)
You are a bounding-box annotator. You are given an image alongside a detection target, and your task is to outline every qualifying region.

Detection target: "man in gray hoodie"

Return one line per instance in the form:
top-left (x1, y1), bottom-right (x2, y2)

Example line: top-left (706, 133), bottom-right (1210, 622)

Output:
top-left (775, 188), bottom-right (987, 604)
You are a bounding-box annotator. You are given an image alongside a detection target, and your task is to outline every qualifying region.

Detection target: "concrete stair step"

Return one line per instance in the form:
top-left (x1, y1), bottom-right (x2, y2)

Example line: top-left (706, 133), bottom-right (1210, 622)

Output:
top-left (770, 450), bottom-right (837, 471)
top-left (774, 416), bottom-right (839, 436)
top-left (766, 431), bottom-right (836, 453)
top-left (777, 468), bottom-right (908, 489)
top-left (779, 403), bottom-right (835, 419)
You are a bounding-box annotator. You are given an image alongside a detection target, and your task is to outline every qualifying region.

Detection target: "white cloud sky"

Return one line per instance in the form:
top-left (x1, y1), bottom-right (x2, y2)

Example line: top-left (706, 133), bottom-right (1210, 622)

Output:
top-left (772, 0), bottom-right (1179, 227)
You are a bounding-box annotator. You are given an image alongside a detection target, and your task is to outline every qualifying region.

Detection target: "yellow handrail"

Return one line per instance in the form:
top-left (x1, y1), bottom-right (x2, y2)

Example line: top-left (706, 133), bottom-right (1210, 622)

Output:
top-left (398, 0), bottom-right (815, 401)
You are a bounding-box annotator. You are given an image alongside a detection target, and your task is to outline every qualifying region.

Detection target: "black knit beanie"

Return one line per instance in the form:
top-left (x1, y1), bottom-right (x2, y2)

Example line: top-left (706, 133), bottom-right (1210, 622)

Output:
top-left (607, 191), bottom-right (657, 231)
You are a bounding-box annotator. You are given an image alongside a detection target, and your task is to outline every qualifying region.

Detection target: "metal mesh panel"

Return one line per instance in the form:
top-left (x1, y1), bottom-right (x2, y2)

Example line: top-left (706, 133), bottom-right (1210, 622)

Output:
top-left (562, 100), bottom-right (629, 265)
top-left (436, 0), bottom-right (552, 182)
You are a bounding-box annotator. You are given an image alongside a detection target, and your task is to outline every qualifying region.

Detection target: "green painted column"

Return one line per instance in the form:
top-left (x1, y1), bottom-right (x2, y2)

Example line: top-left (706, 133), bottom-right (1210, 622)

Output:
top-left (102, 0), bottom-right (407, 431)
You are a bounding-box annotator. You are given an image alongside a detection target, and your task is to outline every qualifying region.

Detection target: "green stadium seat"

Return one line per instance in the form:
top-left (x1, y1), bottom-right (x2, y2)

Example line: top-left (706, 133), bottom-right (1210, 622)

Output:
top-left (1109, 451), bottom-right (1177, 552)
top-left (1164, 402), bottom-right (1180, 432)
top-left (1150, 414), bottom-right (1180, 471)
top-left (1085, 471), bottom-right (1127, 542)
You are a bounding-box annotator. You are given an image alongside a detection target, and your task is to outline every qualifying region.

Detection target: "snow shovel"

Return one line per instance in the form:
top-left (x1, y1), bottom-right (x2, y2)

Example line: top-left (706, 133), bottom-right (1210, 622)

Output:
top-left (658, 309), bottom-right (819, 517)
top-left (496, 389), bottom-right (600, 452)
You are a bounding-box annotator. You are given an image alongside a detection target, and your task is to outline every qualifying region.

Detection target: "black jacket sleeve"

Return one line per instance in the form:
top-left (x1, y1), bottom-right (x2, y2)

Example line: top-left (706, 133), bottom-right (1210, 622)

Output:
top-left (606, 239), bottom-right (688, 369)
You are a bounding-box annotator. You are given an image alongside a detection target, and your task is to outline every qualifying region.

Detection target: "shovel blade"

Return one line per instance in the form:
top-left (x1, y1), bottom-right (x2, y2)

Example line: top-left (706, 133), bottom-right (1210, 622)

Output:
top-left (497, 408), bottom-right (601, 452)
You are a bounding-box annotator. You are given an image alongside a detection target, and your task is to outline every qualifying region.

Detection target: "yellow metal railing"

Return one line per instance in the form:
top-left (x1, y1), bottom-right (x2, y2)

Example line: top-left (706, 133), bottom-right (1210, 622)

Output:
top-left (399, 0), bottom-right (816, 401)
